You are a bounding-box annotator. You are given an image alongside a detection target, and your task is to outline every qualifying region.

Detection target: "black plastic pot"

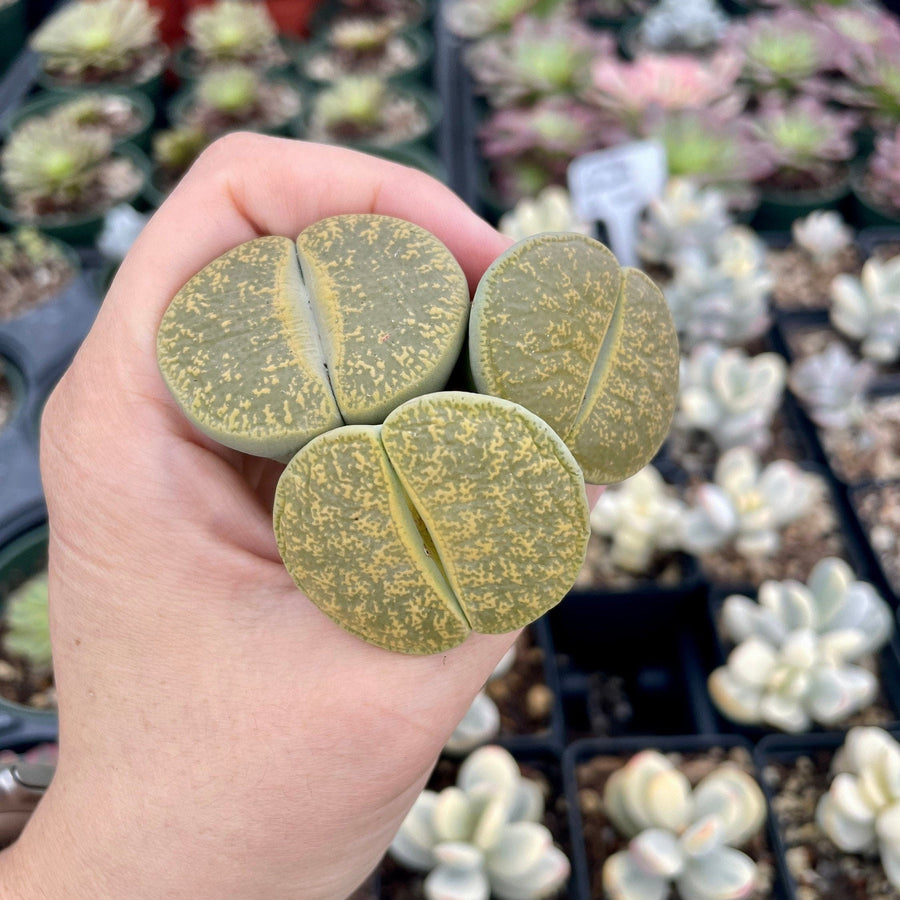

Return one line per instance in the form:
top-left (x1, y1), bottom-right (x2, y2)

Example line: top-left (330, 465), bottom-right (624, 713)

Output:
top-left (751, 176), bottom-right (851, 233)
top-left (564, 733), bottom-right (790, 900)
top-left (0, 0), bottom-right (26, 78)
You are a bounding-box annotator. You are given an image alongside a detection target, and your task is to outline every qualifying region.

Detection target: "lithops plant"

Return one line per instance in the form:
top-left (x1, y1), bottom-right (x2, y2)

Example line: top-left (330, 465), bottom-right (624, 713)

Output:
top-left (816, 727), bottom-right (900, 889)
top-left (468, 233), bottom-right (680, 485)
top-left (676, 343), bottom-right (786, 454)
top-left (157, 214), bottom-right (471, 461)
top-left (602, 750), bottom-right (766, 900)
top-left (275, 392), bottom-right (589, 654)
top-left (389, 744), bottom-right (570, 900)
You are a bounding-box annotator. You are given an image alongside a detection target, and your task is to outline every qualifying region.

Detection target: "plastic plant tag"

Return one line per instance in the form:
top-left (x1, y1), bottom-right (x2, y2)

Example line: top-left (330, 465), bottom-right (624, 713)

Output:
top-left (567, 140), bottom-right (667, 267)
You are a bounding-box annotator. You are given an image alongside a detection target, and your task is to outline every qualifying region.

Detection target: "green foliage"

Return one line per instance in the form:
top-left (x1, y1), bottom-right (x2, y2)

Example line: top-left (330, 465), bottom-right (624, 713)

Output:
top-left (2, 572), bottom-right (51, 673)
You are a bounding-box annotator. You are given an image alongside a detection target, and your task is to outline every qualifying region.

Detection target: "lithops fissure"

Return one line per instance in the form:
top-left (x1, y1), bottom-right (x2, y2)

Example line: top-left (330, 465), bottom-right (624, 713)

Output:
top-left (469, 233), bottom-right (680, 485)
top-left (157, 214), bottom-right (470, 459)
top-left (274, 392), bottom-right (590, 654)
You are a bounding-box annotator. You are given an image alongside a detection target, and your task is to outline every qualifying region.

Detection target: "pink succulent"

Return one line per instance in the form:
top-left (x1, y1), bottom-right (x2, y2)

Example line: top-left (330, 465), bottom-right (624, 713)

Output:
top-left (832, 30), bottom-right (900, 129)
top-left (588, 50), bottom-right (746, 136)
top-left (863, 126), bottom-right (900, 214)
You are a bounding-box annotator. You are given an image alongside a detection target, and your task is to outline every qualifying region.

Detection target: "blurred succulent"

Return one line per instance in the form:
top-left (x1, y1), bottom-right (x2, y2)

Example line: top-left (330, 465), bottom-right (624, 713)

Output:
top-left (602, 751), bottom-right (766, 900)
top-left (153, 125), bottom-right (209, 179)
top-left (464, 15), bottom-right (612, 108)
top-left (790, 210), bottom-right (854, 266)
top-left (196, 65), bottom-right (262, 116)
top-left (816, 726), bottom-right (900, 890)
top-left (663, 226), bottom-right (773, 349)
top-left (680, 446), bottom-right (820, 559)
top-left (30, 0), bottom-right (163, 81)
top-left (677, 343), bottom-right (786, 453)
top-left (822, 5), bottom-right (900, 67)
top-left (497, 186), bottom-right (591, 240)
top-left (720, 557), bottom-right (893, 657)
top-left (577, 0), bottom-right (649, 18)
top-left (647, 110), bottom-right (773, 208)
top-left (2, 572), bottom-right (51, 674)
top-left (638, 178), bottom-right (732, 270)
top-left (186, 0), bottom-right (280, 65)
top-left (708, 629), bottom-right (880, 733)
top-left (635, 0), bottom-right (730, 54)
top-left (445, 647), bottom-right (516, 756)
top-left (327, 17), bottom-right (397, 57)
top-left (0, 228), bottom-right (68, 272)
top-left (589, 465), bottom-right (686, 575)
top-left (1, 117), bottom-right (113, 216)
top-left (588, 50), bottom-right (745, 136)
top-left (314, 75), bottom-right (388, 135)
top-left (859, 126), bottom-right (900, 215)
top-left (788, 343), bottom-right (876, 431)
top-left (833, 30), bottom-right (900, 129)
top-left (727, 9), bottom-right (836, 95)
top-left (389, 745), bottom-right (570, 900)
top-left (43, 92), bottom-right (141, 143)
top-left (443, 0), bottom-right (570, 39)
top-left (830, 256), bottom-right (900, 364)
top-left (750, 95), bottom-right (859, 192)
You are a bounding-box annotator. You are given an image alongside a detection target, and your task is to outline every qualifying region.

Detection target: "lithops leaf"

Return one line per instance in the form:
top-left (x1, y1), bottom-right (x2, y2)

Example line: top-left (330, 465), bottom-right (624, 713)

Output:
top-left (296, 215), bottom-right (470, 424)
top-left (158, 215), bottom-right (469, 460)
top-left (274, 393), bottom-right (589, 654)
top-left (158, 235), bottom-right (342, 459)
top-left (469, 233), bottom-right (679, 484)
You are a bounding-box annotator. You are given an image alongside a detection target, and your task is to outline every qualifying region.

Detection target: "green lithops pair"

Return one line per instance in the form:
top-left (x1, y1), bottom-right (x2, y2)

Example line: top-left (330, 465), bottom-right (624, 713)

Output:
top-left (158, 213), bottom-right (678, 654)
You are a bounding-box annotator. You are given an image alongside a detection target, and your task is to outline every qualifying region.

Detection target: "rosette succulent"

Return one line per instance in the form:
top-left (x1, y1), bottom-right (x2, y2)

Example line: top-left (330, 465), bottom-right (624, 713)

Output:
top-left (817, 727), bottom-right (900, 890)
top-left (389, 745), bottom-right (570, 900)
top-left (602, 751), bottom-right (767, 900)
top-left (152, 125), bottom-right (208, 188)
top-left (830, 255), bottom-right (900, 364)
top-left (663, 226), bottom-right (773, 349)
top-left (589, 465), bottom-right (686, 575)
top-left (2, 572), bottom-right (51, 674)
top-left (443, 0), bottom-right (570, 39)
top-left (676, 343), bottom-right (786, 454)
top-left (680, 446), bottom-right (820, 559)
top-left (858, 126), bottom-right (900, 216)
top-left (497, 186), bottom-right (591, 240)
top-left (29, 0), bottom-right (164, 83)
top-left (833, 30), bottom-right (900, 129)
top-left (709, 559), bottom-right (893, 732)
top-left (185, 0), bottom-right (281, 67)
top-left (464, 14), bottom-right (613, 108)
top-left (634, 0), bottom-right (730, 55)
top-left (788, 343), bottom-right (876, 431)
top-left (790, 210), bottom-right (854, 266)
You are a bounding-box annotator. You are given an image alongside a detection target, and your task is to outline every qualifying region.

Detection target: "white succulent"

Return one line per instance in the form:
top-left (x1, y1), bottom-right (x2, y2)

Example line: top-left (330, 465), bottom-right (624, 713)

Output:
top-left (498, 186), bottom-right (592, 241)
top-left (816, 727), bottom-right (900, 890)
top-left (677, 343), bottom-right (786, 453)
top-left (602, 750), bottom-right (766, 900)
top-left (791, 210), bottom-right (854, 265)
top-left (589, 465), bottom-right (685, 575)
top-left (390, 745), bottom-right (570, 900)
top-left (680, 446), bottom-right (820, 559)
top-left (830, 256), bottom-right (900, 364)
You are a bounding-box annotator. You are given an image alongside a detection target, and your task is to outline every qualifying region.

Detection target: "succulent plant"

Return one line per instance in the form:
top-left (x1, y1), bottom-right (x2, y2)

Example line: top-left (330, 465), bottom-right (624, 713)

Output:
top-left (463, 14), bottom-right (612, 108)
top-left (720, 557), bottom-right (893, 657)
top-left (750, 95), bottom-right (859, 193)
top-left (389, 744), bottom-right (570, 900)
top-left (497, 186), bottom-right (590, 240)
top-left (727, 9), bottom-right (836, 95)
top-left (589, 465), bottom-right (686, 575)
top-left (816, 726), bottom-right (900, 890)
top-left (637, 178), bottom-right (732, 270)
top-left (790, 210), bottom-right (854, 266)
top-left (788, 343), bottom-right (876, 431)
top-left (663, 225), bottom-right (773, 349)
top-left (0, 227), bottom-right (68, 273)
top-left (445, 647), bottom-right (515, 756)
top-left (468, 232), bottom-right (680, 485)
top-left (859, 126), bottom-right (900, 215)
top-left (833, 30), bottom-right (900, 129)
top-left (634, 0), bottom-right (730, 54)
top-left (588, 50), bottom-right (745, 137)
top-left (2, 572), bottom-right (51, 674)
top-left (708, 629), bottom-right (881, 733)
top-left (196, 65), bottom-right (262, 116)
top-left (1, 117), bottom-right (119, 218)
top-left (185, 0), bottom-right (280, 65)
top-left (680, 446), bottom-right (821, 559)
top-left (602, 750), bottom-right (766, 900)
top-left (822, 5), bottom-right (900, 65)
top-left (443, 0), bottom-right (570, 39)
top-left (29, 0), bottom-right (163, 82)
top-left (152, 125), bottom-right (209, 180)
top-left (830, 255), bottom-right (900, 364)
top-left (676, 343), bottom-right (786, 454)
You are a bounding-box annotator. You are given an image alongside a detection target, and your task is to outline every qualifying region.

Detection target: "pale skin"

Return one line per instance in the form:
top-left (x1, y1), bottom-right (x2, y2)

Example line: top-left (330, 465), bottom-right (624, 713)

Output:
top-left (0, 134), bottom-right (602, 899)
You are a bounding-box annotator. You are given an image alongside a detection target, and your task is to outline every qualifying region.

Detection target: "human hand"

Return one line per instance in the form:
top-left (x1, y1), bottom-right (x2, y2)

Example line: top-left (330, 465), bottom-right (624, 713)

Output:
top-left (0, 134), bottom-right (600, 900)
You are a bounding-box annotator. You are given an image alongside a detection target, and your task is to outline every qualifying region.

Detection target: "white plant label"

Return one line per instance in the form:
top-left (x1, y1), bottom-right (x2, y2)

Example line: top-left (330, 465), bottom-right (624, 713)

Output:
top-left (568, 140), bottom-right (667, 267)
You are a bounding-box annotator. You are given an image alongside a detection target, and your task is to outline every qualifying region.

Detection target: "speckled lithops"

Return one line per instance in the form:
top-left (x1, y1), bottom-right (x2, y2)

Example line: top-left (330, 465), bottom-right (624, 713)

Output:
top-left (469, 233), bottom-right (679, 485)
top-left (156, 214), bottom-right (470, 459)
top-left (274, 392), bottom-right (590, 654)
